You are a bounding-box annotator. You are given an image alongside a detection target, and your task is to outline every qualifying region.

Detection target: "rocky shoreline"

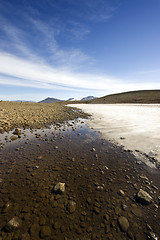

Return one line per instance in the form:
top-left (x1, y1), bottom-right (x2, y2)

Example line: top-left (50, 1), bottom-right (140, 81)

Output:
top-left (0, 101), bottom-right (88, 133)
top-left (0, 102), bottom-right (160, 239)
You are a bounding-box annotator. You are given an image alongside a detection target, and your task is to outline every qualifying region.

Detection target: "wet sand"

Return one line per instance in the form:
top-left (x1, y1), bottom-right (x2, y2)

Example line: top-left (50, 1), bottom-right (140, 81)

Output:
top-left (0, 117), bottom-right (160, 240)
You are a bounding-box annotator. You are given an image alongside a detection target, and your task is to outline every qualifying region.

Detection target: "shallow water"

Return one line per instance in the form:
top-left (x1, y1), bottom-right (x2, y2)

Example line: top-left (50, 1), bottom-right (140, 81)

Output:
top-left (69, 104), bottom-right (160, 166)
top-left (0, 118), bottom-right (160, 239)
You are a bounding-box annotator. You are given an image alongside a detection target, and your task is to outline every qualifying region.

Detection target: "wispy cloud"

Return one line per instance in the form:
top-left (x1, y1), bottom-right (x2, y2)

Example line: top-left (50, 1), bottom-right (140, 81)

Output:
top-left (0, 52), bottom-right (160, 95)
top-left (0, 0), bottom-right (119, 71)
top-left (0, 52), bottom-right (110, 90)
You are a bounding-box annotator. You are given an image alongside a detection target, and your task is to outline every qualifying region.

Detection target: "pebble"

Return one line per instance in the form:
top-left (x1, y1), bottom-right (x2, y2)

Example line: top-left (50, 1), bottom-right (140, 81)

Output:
top-left (21, 233), bottom-right (31, 240)
top-left (118, 216), bottom-right (129, 232)
top-left (53, 221), bottom-right (61, 229)
top-left (40, 226), bottom-right (51, 238)
top-left (2, 202), bottom-right (12, 213)
top-left (118, 189), bottom-right (125, 196)
top-left (53, 182), bottom-right (65, 194)
top-left (67, 201), bottom-right (76, 213)
top-left (136, 189), bottom-right (153, 204)
top-left (4, 216), bottom-right (22, 232)
top-left (10, 136), bottom-right (18, 141)
top-left (13, 128), bottom-right (21, 135)
top-left (29, 224), bottom-right (40, 239)
top-left (86, 197), bottom-right (92, 205)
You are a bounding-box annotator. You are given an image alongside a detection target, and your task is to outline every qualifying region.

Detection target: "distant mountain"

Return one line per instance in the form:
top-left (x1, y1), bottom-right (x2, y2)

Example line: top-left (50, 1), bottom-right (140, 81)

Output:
top-left (87, 90), bottom-right (160, 104)
top-left (38, 97), bottom-right (62, 103)
top-left (81, 96), bottom-right (96, 101)
top-left (14, 100), bottom-right (36, 103)
top-left (67, 98), bottom-right (76, 101)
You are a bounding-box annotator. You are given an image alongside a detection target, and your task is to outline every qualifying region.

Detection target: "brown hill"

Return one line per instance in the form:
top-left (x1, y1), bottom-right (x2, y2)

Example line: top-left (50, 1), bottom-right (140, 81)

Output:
top-left (86, 90), bottom-right (160, 104)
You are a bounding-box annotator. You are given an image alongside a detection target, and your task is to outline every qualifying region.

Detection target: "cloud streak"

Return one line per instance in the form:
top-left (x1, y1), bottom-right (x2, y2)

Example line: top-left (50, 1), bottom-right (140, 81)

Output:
top-left (0, 52), bottom-right (160, 96)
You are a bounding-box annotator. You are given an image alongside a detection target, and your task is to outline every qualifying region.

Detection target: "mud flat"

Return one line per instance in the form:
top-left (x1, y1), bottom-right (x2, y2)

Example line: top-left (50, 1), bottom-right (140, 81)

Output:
top-left (69, 104), bottom-right (160, 169)
top-left (0, 115), bottom-right (160, 240)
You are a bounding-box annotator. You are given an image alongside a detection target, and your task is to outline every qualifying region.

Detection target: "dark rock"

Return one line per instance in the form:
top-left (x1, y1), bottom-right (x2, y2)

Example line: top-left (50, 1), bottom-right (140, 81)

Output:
top-left (53, 221), bottom-right (61, 229)
top-left (93, 207), bottom-right (100, 214)
top-left (86, 197), bottom-right (92, 205)
top-left (21, 233), bottom-right (30, 240)
top-left (40, 226), bottom-right (51, 238)
top-left (29, 224), bottom-right (40, 239)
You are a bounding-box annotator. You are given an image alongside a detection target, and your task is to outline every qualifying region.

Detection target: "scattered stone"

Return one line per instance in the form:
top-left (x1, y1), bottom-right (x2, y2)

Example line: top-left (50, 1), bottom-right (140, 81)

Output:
top-left (10, 136), bottom-right (18, 141)
top-left (118, 190), bottom-right (125, 196)
top-left (87, 226), bottom-right (93, 233)
top-left (104, 166), bottom-right (109, 170)
top-left (40, 226), bottom-right (51, 238)
top-left (86, 197), bottom-right (92, 205)
top-left (4, 216), bottom-right (22, 232)
top-left (152, 185), bottom-right (158, 190)
top-left (0, 127), bottom-right (5, 134)
top-left (118, 216), bottom-right (129, 232)
top-left (121, 204), bottom-right (128, 211)
top-left (131, 208), bottom-right (142, 217)
top-left (136, 160), bottom-right (142, 165)
top-left (29, 224), bottom-right (40, 239)
top-left (39, 216), bottom-right (46, 226)
top-left (81, 211), bottom-right (87, 216)
top-left (93, 207), bottom-right (100, 214)
top-left (21, 206), bottom-right (30, 213)
top-left (53, 182), bottom-right (65, 194)
top-left (2, 202), bottom-right (12, 213)
top-left (76, 228), bottom-right (82, 234)
top-left (53, 221), bottom-right (61, 229)
top-left (21, 233), bottom-right (30, 240)
top-left (148, 231), bottom-right (158, 240)
top-left (96, 186), bottom-right (103, 190)
top-left (104, 214), bottom-right (109, 221)
top-left (13, 128), bottom-right (21, 135)
top-left (67, 201), bottom-right (76, 213)
top-left (136, 189), bottom-right (153, 204)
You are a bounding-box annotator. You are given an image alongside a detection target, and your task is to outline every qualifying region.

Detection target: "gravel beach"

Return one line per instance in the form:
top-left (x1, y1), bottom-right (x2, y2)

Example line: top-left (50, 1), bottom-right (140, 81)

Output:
top-left (0, 102), bottom-right (160, 240)
top-left (0, 101), bottom-right (88, 133)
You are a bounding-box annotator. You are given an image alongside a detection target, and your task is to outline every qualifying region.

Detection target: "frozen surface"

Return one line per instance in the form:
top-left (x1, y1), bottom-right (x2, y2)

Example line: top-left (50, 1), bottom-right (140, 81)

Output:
top-left (69, 104), bottom-right (160, 166)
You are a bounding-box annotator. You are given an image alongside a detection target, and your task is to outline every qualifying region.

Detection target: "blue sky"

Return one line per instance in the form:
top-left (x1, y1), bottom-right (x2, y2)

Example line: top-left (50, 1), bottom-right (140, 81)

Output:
top-left (0, 0), bottom-right (160, 101)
